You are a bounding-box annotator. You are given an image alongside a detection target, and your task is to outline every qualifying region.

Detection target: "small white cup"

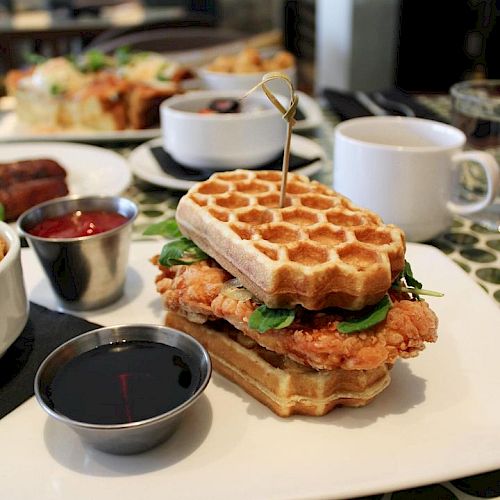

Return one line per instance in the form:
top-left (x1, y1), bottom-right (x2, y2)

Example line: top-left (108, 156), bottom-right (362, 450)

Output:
top-left (333, 116), bottom-right (500, 241)
top-left (0, 222), bottom-right (29, 356)
top-left (160, 90), bottom-right (286, 169)
top-left (198, 65), bottom-right (297, 94)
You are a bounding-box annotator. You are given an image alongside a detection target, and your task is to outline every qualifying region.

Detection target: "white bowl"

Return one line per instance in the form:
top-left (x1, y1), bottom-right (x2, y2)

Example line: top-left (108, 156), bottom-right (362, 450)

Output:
top-left (198, 64), bottom-right (297, 94)
top-left (0, 222), bottom-right (28, 356)
top-left (160, 90), bottom-right (287, 169)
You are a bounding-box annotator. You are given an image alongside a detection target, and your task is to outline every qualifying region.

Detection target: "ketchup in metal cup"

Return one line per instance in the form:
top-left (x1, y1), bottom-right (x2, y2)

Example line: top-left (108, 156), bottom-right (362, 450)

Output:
top-left (28, 210), bottom-right (129, 238)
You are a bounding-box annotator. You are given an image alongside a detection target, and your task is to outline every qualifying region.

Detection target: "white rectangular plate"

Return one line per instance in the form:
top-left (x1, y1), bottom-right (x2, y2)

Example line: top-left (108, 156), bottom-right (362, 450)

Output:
top-left (2, 241), bottom-right (499, 500)
top-left (0, 90), bottom-right (321, 144)
top-left (0, 108), bottom-right (161, 143)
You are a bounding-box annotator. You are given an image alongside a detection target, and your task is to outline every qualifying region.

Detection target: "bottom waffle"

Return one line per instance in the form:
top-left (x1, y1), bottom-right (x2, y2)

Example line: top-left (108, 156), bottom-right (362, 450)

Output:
top-left (165, 312), bottom-right (392, 417)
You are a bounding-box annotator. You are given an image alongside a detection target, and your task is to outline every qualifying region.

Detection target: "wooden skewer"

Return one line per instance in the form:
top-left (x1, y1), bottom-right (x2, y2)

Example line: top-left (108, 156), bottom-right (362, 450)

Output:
top-left (241, 72), bottom-right (298, 208)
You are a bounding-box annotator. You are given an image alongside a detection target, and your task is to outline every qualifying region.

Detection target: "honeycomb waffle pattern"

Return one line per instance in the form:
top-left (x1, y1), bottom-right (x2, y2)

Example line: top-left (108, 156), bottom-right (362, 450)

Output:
top-left (176, 169), bottom-right (406, 311)
top-left (166, 312), bottom-right (392, 417)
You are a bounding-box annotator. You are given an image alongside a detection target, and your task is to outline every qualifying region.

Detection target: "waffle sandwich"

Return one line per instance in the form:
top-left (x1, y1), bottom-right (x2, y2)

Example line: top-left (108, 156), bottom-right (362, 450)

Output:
top-left (153, 170), bottom-right (438, 417)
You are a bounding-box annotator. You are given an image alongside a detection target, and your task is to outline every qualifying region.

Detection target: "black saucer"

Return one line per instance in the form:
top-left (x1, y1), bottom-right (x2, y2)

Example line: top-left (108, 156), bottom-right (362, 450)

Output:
top-left (150, 146), bottom-right (321, 182)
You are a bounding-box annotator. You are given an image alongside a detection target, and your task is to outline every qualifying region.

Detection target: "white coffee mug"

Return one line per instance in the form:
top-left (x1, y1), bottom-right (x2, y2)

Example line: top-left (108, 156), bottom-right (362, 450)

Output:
top-left (333, 116), bottom-right (500, 241)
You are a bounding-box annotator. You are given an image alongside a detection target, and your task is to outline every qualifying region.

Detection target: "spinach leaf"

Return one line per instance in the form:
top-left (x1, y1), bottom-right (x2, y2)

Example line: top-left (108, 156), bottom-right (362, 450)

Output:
top-left (156, 64), bottom-right (171, 82)
top-left (403, 260), bottom-right (422, 289)
top-left (143, 218), bottom-right (181, 238)
top-left (23, 52), bottom-right (47, 65)
top-left (0, 203), bottom-right (4, 221)
top-left (80, 50), bottom-right (108, 72)
top-left (159, 237), bottom-right (208, 267)
top-left (50, 83), bottom-right (63, 96)
top-left (392, 260), bottom-right (443, 298)
top-left (392, 284), bottom-right (444, 298)
top-left (248, 305), bottom-right (295, 333)
top-left (114, 46), bottom-right (132, 66)
top-left (337, 295), bottom-right (392, 334)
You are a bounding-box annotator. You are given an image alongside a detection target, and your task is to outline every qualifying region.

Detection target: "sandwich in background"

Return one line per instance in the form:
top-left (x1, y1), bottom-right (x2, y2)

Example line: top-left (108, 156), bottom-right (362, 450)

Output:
top-left (5, 50), bottom-right (193, 133)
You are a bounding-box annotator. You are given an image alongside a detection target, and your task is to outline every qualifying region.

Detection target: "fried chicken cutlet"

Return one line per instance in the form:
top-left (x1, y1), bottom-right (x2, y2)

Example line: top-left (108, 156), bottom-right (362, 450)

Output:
top-left (154, 258), bottom-right (438, 372)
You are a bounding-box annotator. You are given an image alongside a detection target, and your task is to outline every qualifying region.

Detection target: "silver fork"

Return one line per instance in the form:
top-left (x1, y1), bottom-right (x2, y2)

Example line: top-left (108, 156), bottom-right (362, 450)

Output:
top-left (372, 92), bottom-right (416, 117)
top-left (354, 91), bottom-right (389, 116)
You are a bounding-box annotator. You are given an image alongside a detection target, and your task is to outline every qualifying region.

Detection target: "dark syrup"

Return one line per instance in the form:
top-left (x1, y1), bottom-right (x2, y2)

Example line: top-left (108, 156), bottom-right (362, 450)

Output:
top-left (46, 341), bottom-right (200, 425)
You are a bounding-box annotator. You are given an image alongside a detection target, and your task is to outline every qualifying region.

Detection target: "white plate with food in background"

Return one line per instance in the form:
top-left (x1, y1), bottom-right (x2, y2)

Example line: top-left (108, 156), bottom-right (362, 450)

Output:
top-left (3, 240), bottom-right (498, 500)
top-left (128, 134), bottom-right (327, 191)
top-left (0, 142), bottom-right (132, 223)
top-left (0, 105), bottom-right (161, 143)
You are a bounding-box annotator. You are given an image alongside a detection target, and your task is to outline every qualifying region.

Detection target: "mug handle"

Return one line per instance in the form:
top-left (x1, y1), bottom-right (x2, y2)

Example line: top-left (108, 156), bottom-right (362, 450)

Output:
top-left (447, 150), bottom-right (500, 215)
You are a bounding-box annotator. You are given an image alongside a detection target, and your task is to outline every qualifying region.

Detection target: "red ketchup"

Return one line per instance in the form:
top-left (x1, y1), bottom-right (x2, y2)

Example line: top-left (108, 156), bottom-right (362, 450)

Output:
top-left (29, 210), bottom-right (129, 238)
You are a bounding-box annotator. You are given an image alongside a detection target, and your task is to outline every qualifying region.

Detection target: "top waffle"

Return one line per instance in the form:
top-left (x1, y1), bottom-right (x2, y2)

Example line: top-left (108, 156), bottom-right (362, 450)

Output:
top-left (176, 170), bottom-right (406, 311)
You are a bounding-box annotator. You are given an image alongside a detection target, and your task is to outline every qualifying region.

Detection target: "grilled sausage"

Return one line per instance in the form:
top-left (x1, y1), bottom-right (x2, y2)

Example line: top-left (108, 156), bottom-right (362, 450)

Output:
top-left (0, 177), bottom-right (69, 221)
top-left (0, 159), bottom-right (67, 189)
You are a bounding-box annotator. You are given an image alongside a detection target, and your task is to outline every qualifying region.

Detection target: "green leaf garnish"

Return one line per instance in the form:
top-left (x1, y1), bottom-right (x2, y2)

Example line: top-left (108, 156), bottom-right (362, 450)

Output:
top-left (337, 295), bottom-right (392, 334)
top-left (156, 63), bottom-right (171, 82)
top-left (23, 52), bottom-right (47, 65)
top-left (80, 50), bottom-right (108, 72)
top-left (403, 261), bottom-right (422, 289)
top-left (0, 203), bottom-right (4, 221)
top-left (248, 305), bottom-right (295, 333)
top-left (131, 51), bottom-right (152, 61)
top-left (159, 237), bottom-right (208, 267)
top-left (392, 260), bottom-right (443, 299)
top-left (143, 218), bottom-right (181, 238)
top-left (392, 285), bottom-right (444, 298)
top-left (50, 83), bottom-right (63, 96)
top-left (114, 46), bottom-right (132, 66)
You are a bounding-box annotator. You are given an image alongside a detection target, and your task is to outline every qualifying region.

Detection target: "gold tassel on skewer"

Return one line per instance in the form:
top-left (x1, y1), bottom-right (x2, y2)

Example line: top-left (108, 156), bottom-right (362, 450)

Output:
top-left (242, 72), bottom-right (298, 208)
